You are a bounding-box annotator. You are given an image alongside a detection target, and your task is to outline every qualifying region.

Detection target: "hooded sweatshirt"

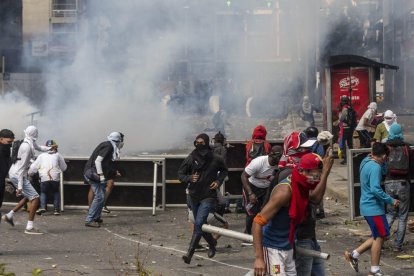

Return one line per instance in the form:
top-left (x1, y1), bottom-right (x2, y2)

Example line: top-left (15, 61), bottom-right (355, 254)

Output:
top-left (8, 126), bottom-right (49, 190)
top-left (359, 156), bottom-right (394, 216)
top-left (29, 150), bottom-right (67, 182)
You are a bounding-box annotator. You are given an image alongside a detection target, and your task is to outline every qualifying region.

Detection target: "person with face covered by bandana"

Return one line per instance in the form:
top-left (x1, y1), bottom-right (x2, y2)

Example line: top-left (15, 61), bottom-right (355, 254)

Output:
top-left (373, 110), bottom-right (397, 143)
top-left (241, 146), bottom-right (283, 235)
top-left (84, 132), bottom-right (124, 228)
top-left (0, 129), bottom-right (15, 209)
top-left (2, 126), bottom-right (50, 234)
top-left (178, 133), bottom-right (228, 264)
top-left (252, 153), bottom-right (332, 276)
top-left (87, 132), bottom-right (124, 215)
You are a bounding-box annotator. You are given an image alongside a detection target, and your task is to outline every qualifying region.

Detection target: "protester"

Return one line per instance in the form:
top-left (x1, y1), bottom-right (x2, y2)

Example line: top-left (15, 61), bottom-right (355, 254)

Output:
top-left (305, 128), bottom-right (334, 219)
top-left (241, 146), bottom-right (282, 235)
top-left (29, 140), bottom-right (67, 215)
top-left (356, 102), bottom-right (377, 148)
top-left (2, 126), bottom-right (49, 234)
top-left (344, 142), bottom-right (399, 276)
top-left (84, 132), bottom-right (124, 228)
top-left (295, 151), bottom-right (334, 276)
top-left (373, 110), bottom-right (397, 143)
top-left (178, 133), bottom-right (228, 264)
top-left (0, 129), bottom-right (14, 209)
top-left (246, 125), bottom-right (272, 166)
top-left (384, 123), bottom-right (411, 252)
top-left (252, 153), bottom-right (328, 276)
top-left (212, 131), bottom-right (231, 213)
top-left (87, 132), bottom-right (124, 214)
top-left (238, 125), bottom-right (272, 214)
top-left (338, 95), bottom-right (355, 165)
top-left (278, 131), bottom-right (316, 168)
top-left (299, 96), bottom-right (320, 127)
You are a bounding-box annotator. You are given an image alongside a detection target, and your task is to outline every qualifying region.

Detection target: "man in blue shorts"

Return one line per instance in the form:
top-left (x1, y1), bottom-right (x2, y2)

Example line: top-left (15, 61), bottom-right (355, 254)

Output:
top-left (344, 142), bottom-right (399, 276)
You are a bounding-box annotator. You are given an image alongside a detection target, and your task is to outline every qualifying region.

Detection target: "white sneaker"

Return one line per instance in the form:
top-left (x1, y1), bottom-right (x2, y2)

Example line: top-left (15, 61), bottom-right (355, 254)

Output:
top-left (24, 228), bottom-right (44, 235)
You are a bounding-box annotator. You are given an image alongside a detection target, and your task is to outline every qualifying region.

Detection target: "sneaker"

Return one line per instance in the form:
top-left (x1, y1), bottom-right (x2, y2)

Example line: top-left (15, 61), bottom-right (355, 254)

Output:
top-left (102, 206), bottom-right (111, 214)
top-left (393, 247), bottom-right (402, 252)
top-left (344, 250), bottom-right (359, 272)
top-left (53, 209), bottom-right (61, 216)
top-left (85, 221), bottom-right (100, 228)
top-left (368, 270), bottom-right (384, 276)
top-left (2, 215), bottom-right (14, 227)
top-left (340, 160), bottom-right (347, 165)
top-left (36, 208), bottom-right (46, 215)
top-left (94, 217), bottom-right (103, 223)
top-left (24, 228), bottom-right (44, 235)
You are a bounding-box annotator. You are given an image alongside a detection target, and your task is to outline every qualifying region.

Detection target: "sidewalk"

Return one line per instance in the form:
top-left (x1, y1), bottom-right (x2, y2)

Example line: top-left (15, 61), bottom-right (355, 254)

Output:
top-left (326, 159), bottom-right (349, 204)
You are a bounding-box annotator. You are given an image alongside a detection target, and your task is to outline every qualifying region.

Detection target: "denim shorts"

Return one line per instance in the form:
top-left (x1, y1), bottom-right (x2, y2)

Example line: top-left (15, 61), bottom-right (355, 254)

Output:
top-left (9, 177), bottom-right (39, 201)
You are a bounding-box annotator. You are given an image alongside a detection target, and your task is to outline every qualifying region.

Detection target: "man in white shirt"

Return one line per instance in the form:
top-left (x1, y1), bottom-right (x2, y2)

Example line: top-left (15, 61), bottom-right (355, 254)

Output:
top-left (29, 140), bottom-right (67, 215)
top-left (356, 102), bottom-right (377, 148)
top-left (241, 146), bottom-right (283, 234)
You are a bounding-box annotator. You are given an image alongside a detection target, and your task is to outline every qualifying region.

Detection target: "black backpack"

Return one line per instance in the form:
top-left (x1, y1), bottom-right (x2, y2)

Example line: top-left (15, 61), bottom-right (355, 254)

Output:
top-left (346, 106), bottom-right (358, 129)
top-left (387, 144), bottom-right (410, 176)
top-left (11, 140), bottom-right (26, 164)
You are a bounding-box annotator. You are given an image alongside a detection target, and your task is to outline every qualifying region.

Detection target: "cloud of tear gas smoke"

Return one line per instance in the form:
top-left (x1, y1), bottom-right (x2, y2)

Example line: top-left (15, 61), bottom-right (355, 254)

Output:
top-left (0, 92), bottom-right (36, 137)
top-left (10, 0), bottom-right (391, 154)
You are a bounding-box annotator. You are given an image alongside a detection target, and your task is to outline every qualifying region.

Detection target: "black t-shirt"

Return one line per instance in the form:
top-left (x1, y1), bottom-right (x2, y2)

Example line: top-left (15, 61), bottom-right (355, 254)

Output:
top-left (296, 203), bottom-right (317, 240)
top-left (84, 141), bottom-right (115, 179)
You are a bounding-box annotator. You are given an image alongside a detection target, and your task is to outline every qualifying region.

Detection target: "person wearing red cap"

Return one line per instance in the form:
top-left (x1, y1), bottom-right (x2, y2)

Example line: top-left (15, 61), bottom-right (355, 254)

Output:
top-left (252, 152), bottom-right (333, 276)
top-left (245, 125), bottom-right (272, 166)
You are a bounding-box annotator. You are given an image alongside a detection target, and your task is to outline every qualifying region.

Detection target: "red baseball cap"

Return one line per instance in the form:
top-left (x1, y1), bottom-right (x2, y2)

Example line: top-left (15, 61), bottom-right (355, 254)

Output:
top-left (298, 153), bottom-right (323, 170)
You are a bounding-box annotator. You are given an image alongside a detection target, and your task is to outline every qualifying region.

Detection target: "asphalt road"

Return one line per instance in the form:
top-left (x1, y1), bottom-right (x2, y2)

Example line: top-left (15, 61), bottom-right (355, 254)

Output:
top-left (1, 187), bottom-right (414, 276)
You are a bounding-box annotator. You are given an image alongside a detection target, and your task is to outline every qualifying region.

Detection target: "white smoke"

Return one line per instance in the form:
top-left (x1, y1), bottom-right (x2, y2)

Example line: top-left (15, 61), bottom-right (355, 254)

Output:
top-left (3, 0), bottom-right (393, 154)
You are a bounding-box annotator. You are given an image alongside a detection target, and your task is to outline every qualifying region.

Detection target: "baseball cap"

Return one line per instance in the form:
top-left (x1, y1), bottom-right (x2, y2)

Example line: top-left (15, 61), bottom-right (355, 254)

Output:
top-left (298, 153), bottom-right (323, 170)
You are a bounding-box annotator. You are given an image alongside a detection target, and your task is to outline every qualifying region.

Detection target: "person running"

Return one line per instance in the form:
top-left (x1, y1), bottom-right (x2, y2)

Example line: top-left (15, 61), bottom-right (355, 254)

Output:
top-left (87, 132), bottom-right (124, 214)
top-left (344, 142), bottom-right (399, 276)
top-left (84, 132), bottom-right (124, 228)
top-left (29, 140), bottom-right (67, 215)
top-left (2, 126), bottom-right (50, 234)
top-left (178, 133), bottom-right (228, 264)
top-left (252, 153), bottom-right (329, 276)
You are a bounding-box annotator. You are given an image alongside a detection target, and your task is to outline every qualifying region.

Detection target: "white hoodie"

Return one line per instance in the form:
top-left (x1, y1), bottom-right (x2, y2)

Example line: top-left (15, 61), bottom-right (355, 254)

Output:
top-left (8, 126), bottom-right (49, 189)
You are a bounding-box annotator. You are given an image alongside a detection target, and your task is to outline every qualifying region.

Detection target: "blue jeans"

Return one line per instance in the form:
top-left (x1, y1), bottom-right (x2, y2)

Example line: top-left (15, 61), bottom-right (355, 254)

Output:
top-left (385, 180), bottom-right (410, 249)
top-left (295, 239), bottom-right (325, 276)
top-left (85, 179), bottom-right (106, 223)
top-left (188, 197), bottom-right (216, 235)
top-left (40, 181), bottom-right (60, 210)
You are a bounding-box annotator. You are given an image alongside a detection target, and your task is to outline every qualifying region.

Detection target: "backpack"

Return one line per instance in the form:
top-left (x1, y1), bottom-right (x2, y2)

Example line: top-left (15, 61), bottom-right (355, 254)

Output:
top-left (387, 144), bottom-right (410, 176)
top-left (345, 106), bottom-right (358, 129)
top-left (11, 140), bottom-right (25, 164)
top-left (246, 140), bottom-right (271, 165)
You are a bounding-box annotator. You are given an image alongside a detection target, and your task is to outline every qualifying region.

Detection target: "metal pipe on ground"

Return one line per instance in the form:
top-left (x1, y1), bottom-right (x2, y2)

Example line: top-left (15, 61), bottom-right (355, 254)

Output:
top-left (201, 224), bottom-right (330, 260)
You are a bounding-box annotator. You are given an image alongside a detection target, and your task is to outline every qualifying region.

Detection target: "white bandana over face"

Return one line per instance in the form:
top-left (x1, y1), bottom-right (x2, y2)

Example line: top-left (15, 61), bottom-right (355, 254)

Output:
top-left (23, 125), bottom-right (38, 155)
top-left (383, 110), bottom-right (397, 131)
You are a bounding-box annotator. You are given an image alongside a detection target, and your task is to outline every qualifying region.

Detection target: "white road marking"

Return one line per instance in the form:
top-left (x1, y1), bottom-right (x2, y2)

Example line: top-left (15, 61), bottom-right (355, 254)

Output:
top-left (104, 228), bottom-right (251, 271)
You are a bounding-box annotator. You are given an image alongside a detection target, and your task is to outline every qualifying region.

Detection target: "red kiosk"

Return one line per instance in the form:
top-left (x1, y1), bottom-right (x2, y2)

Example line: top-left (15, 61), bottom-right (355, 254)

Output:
top-left (323, 55), bottom-right (398, 136)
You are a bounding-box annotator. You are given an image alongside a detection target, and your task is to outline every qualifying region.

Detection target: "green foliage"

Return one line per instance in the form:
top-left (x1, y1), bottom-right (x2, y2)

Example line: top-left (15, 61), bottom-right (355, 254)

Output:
top-left (31, 268), bottom-right (42, 276)
top-left (0, 263), bottom-right (16, 276)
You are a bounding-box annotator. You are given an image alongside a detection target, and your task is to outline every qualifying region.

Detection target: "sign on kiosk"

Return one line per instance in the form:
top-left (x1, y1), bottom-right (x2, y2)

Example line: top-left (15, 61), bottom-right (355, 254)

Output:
top-left (331, 68), bottom-right (370, 121)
